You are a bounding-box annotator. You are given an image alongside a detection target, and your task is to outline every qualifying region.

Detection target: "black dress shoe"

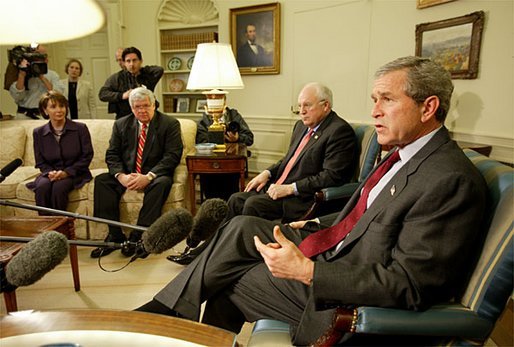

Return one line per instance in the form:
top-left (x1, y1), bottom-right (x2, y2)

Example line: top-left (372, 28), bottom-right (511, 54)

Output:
top-left (166, 252), bottom-right (197, 265)
top-left (90, 246), bottom-right (117, 258)
top-left (121, 230), bottom-right (143, 257)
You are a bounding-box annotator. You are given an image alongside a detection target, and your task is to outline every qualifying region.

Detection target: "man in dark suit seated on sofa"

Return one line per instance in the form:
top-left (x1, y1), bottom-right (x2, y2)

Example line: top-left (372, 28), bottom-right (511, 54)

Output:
top-left (90, 87), bottom-right (183, 258)
top-left (137, 56), bottom-right (487, 346)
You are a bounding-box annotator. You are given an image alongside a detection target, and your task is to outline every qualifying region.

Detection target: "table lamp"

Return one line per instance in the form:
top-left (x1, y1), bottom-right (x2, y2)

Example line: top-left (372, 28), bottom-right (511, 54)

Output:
top-left (187, 42), bottom-right (244, 145)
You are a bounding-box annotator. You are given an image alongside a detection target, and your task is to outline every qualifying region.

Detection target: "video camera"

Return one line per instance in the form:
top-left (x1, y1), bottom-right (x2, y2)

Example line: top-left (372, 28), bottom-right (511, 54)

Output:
top-left (8, 45), bottom-right (48, 77)
top-left (226, 121), bottom-right (240, 134)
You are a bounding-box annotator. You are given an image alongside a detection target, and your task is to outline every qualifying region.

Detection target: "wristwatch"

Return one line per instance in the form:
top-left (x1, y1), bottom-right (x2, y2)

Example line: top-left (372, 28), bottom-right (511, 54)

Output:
top-left (146, 173), bottom-right (155, 182)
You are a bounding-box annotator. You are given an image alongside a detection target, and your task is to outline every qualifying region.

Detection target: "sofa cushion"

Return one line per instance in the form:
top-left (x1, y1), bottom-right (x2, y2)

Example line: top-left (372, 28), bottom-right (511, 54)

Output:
top-left (77, 120), bottom-right (114, 170)
top-left (0, 126), bottom-right (26, 168)
top-left (16, 178), bottom-right (90, 202)
top-left (0, 166), bottom-right (39, 199)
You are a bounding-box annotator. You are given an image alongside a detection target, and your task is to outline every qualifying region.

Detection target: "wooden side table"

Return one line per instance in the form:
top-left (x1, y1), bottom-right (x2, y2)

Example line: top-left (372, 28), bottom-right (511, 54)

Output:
top-left (186, 145), bottom-right (247, 215)
top-left (0, 217), bottom-right (78, 313)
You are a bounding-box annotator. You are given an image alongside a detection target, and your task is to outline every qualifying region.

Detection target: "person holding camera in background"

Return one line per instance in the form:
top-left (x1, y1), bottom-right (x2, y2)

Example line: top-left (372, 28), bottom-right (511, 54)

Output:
top-left (196, 104), bottom-right (254, 201)
top-left (7, 44), bottom-right (64, 119)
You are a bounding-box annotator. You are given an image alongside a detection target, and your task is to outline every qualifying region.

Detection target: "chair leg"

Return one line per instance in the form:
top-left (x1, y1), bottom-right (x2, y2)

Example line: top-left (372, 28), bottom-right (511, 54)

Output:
top-left (3, 290), bottom-right (18, 313)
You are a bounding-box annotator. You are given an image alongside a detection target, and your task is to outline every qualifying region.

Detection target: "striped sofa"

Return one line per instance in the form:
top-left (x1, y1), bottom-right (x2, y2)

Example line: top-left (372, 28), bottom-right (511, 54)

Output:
top-left (247, 149), bottom-right (513, 346)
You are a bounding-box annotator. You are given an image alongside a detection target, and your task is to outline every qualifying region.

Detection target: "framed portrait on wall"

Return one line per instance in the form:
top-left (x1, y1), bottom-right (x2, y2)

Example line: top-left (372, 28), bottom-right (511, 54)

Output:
top-left (416, 0), bottom-right (456, 9)
top-left (176, 97), bottom-right (190, 113)
top-left (230, 2), bottom-right (280, 75)
top-left (195, 99), bottom-right (208, 113)
top-left (415, 11), bottom-right (485, 79)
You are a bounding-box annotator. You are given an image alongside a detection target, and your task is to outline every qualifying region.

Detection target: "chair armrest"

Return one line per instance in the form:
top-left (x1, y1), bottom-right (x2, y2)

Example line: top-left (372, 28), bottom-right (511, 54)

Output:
top-left (314, 305), bottom-right (493, 346)
top-left (320, 183), bottom-right (360, 202)
top-left (301, 183), bottom-right (360, 220)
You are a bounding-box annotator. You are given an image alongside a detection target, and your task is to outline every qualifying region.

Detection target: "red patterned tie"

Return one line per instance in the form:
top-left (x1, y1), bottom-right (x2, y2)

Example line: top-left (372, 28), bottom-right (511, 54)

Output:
top-left (298, 150), bottom-right (401, 258)
top-left (135, 123), bottom-right (147, 173)
top-left (275, 129), bottom-right (314, 185)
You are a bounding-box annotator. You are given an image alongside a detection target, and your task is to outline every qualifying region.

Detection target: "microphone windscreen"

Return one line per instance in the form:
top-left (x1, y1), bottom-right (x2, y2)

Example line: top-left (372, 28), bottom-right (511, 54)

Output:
top-left (188, 198), bottom-right (228, 248)
top-left (142, 207), bottom-right (193, 254)
top-left (0, 158), bottom-right (23, 177)
top-left (6, 231), bottom-right (68, 287)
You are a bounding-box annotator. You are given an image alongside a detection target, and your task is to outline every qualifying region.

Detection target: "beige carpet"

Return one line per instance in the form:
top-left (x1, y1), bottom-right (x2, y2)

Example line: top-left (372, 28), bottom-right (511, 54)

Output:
top-left (1, 240), bottom-right (254, 345)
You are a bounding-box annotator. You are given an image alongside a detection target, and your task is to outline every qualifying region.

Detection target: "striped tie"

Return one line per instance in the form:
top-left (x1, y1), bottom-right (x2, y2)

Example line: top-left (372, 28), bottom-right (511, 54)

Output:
top-left (135, 123), bottom-right (147, 173)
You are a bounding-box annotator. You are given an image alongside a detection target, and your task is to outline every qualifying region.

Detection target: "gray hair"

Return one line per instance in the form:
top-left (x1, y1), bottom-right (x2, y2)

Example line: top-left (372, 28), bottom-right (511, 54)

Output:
top-left (303, 82), bottom-right (333, 108)
top-left (129, 87), bottom-right (155, 107)
top-left (375, 56), bottom-right (453, 122)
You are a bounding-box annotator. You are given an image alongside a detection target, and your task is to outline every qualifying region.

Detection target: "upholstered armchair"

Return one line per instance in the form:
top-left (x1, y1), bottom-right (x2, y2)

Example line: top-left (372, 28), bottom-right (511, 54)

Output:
top-left (248, 149), bottom-right (513, 346)
top-left (301, 123), bottom-right (380, 220)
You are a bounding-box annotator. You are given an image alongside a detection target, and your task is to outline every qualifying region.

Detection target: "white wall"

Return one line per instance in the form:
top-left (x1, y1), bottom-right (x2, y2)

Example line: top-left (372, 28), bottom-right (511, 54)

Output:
top-left (1, 0), bottom-right (512, 164)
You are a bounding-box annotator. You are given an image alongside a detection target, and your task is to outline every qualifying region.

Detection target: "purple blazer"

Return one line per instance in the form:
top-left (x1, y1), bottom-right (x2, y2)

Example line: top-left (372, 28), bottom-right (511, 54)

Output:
top-left (27, 119), bottom-right (94, 190)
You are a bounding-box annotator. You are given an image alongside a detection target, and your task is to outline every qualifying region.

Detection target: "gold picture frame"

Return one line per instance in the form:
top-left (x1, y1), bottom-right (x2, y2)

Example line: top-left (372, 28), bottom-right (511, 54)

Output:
top-left (415, 11), bottom-right (485, 79)
top-left (417, 0), bottom-right (456, 9)
top-left (230, 2), bottom-right (280, 75)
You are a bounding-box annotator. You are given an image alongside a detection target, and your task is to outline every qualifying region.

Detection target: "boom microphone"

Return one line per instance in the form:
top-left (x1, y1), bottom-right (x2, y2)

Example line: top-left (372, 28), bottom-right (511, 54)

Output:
top-left (129, 207), bottom-right (194, 262)
top-left (187, 198), bottom-right (228, 249)
top-left (0, 158), bottom-right (23, 183)
top-left (1, 231), bottom-right (68, 292)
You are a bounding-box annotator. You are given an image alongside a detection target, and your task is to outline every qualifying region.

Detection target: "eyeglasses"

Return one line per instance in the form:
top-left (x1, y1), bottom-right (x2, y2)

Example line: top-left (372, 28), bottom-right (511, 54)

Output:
top-left (133, 104), bottom-right (153, 111)
top-left (291, 100), bottom-right (326, 115)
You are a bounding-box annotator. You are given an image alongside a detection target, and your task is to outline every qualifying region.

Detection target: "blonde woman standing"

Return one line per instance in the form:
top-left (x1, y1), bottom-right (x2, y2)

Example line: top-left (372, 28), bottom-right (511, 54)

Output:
top-left (61, 58), bottom-right (96, 119)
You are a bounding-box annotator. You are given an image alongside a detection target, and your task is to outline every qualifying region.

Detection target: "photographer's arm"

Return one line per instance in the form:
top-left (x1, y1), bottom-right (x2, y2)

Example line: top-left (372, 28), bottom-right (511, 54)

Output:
top-left (38, 75), bottom-right (53, 91)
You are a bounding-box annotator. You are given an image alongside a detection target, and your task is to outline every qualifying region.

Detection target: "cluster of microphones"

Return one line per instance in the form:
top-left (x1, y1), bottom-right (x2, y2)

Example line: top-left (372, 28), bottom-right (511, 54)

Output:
top-left (0, 158), bottom-right (229, 294)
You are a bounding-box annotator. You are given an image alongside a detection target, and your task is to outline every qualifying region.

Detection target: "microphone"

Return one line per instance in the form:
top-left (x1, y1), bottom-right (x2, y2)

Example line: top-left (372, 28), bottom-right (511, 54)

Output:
top-left (129, 207), bottom-right (194, 262)
top-left (0, 158), bottom-right (23, 183)
top-left (187, 198), bottom-right (228, 249)
top-left (1, 231), bottom-right (68, 293)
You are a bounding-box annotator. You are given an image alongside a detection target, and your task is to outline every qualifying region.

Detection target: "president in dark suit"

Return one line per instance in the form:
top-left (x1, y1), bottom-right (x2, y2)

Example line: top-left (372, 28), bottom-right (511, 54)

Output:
top-left (226, 82), bottom-right (357, 223)
top-left (237, 24), bottom-right (272, 67)
top-left (91, 87), bottom-right (183, 258)
top-left (137, 57), bottom-right (487, 346)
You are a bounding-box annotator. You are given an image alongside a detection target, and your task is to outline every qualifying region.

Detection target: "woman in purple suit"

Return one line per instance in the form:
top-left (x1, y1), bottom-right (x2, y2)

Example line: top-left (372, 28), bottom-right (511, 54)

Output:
top-left (26, 91), bottom-right (94, 213)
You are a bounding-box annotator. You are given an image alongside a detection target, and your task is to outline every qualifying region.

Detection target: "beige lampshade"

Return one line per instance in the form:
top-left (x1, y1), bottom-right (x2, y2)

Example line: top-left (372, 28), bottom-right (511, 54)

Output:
top-left (187, 43), bottom-right (244, 90)
top-left (0, 0), bottom-right (105, 44)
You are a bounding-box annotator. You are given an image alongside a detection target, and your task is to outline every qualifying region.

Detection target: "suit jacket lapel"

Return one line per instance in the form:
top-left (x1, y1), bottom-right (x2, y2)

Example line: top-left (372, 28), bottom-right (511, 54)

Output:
top-left (336, 127), bottom-right (452, 251)
top-left (284, 111), bottom-right (334, 170)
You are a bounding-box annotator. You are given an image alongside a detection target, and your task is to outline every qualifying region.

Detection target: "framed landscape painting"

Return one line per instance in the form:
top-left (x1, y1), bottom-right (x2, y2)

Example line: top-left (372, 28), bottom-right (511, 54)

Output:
top-left (415, 11), bottom-right (485, 79)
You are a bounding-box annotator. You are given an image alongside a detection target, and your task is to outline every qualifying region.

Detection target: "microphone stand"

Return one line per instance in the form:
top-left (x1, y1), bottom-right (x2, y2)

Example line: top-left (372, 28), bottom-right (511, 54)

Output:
top-left (0, 235), bottom-right (147, 268)
top-left (0, 199), bottom-right (146, 232)
top-left (0, 235), bottom-right (133, 249)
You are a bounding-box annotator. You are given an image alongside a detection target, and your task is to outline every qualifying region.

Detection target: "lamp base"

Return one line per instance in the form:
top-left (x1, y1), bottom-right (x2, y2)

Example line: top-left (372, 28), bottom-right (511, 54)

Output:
top-left (208, 128), bottom-right (225, 145)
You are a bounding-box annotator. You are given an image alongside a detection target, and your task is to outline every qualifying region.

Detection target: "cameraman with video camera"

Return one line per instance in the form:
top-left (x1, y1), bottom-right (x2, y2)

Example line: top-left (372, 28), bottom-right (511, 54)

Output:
top-left (7, 44), bottom-right (64, 119)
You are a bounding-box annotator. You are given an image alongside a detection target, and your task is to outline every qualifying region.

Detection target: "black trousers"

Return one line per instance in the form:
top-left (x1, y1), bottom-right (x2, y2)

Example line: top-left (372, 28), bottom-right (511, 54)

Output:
top-left (93, 173), bottom-right (172, 238)
top-left (200, 173), bottom-right (240, 201)
top-left (226, 190), bottom-right (310, 223)
top-left (146, 215), bottom-right (335, 345)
